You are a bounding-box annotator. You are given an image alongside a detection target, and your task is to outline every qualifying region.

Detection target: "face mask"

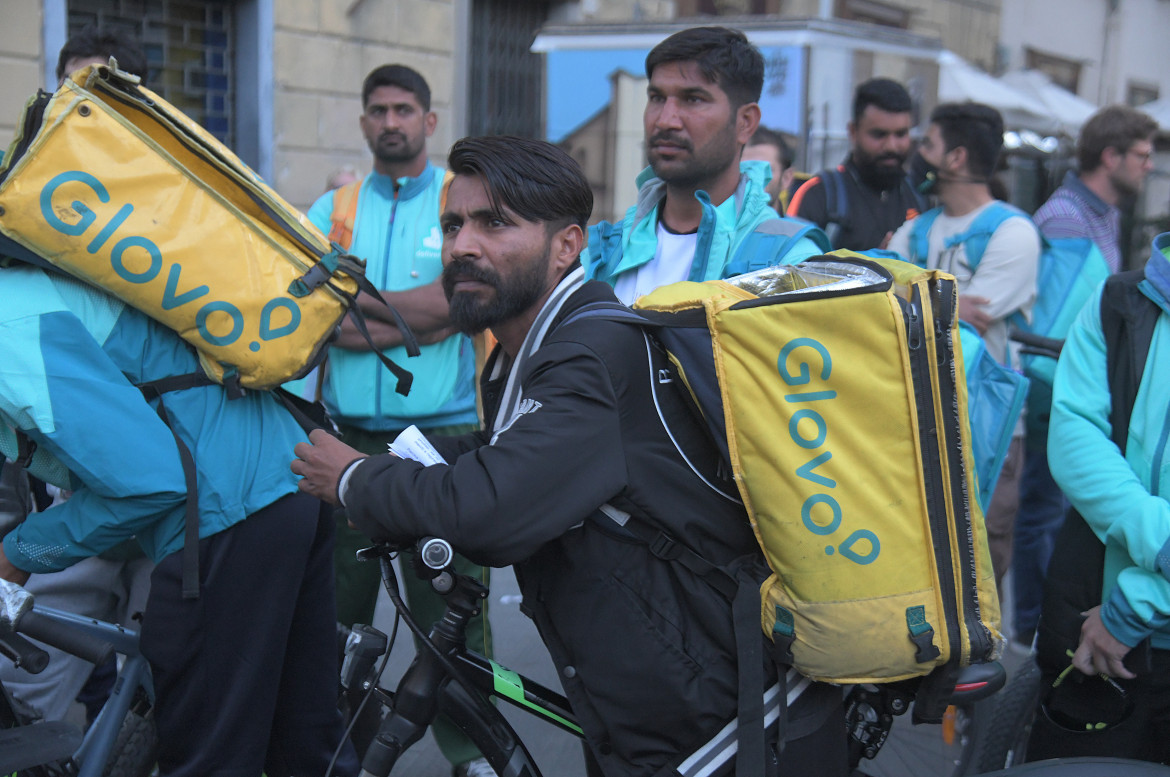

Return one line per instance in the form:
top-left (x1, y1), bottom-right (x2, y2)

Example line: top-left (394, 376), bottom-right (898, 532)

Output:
top-left (909, 153), bottom-right (939, 195)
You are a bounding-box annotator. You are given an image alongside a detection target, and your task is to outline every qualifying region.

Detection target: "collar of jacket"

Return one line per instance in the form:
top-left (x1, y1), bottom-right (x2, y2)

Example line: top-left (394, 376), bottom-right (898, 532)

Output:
top-left (365, 161), bottom-right (437, 200)
top-left (1142, 232), bottom-right (1170, 314)
top-left (1060, 169), bottom-right (1115, 220)
top-left (615, 162), bottom-right (774, 281)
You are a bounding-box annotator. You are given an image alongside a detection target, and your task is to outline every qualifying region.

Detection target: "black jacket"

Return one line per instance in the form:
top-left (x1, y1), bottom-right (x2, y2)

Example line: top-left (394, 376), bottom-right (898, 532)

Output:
top-left (788, 157), bottom-right (924, 251)
top-left (347, 279), bottom-right (834, 776)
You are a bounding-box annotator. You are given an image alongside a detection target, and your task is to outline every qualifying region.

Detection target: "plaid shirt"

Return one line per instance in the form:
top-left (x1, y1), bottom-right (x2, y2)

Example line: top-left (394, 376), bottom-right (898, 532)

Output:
top-left (1033, 170), bottom-right (1121, 272)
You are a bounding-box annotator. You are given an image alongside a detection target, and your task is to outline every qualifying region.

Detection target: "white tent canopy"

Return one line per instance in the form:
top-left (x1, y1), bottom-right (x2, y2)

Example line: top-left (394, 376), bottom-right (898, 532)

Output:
top-left (936, 51), bottom-right (1059, 135)
top-left (999, 70), bottom-right (1098, 138)
top-left (1139, 97), bottom-right (1170, 131)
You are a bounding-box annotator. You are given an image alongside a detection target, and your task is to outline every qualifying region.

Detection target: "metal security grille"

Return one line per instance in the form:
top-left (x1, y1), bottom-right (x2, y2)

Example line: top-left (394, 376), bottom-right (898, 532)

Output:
top-left (67, 0), bottom-right (234, 146)
top-left (468, 0), bottom-right (549, 138)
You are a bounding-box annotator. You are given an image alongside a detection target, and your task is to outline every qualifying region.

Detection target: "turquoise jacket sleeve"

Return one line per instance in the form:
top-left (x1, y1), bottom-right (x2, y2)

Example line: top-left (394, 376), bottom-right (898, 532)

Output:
top-left (1048, 284), bottom-right (1170, 643)
top-left (0, 308), bottom-right (189, 573)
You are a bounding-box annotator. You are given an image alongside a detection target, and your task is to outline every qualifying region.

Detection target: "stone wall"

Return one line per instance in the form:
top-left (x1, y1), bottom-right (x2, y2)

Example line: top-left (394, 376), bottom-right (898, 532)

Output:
top-left (272, 0), bottom-right (459, 210)
top-left (0, 3), bottom-right (45, 151)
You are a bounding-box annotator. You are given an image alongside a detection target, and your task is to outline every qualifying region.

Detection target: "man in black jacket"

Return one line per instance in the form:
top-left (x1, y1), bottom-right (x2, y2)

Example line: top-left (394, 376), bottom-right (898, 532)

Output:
top-left (293, 135), bottom-right (845, 777)
top-left (787, 78), bottom-right (924, 250)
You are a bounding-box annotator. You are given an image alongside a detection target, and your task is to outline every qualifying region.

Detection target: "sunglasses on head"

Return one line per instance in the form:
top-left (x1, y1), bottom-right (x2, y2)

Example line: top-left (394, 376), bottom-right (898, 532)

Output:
top-left (1040, 651), bottom-right (1135, 733)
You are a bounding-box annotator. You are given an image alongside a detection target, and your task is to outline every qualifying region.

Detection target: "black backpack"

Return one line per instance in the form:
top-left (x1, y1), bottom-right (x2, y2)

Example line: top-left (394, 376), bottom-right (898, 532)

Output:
top-left (1035, 269), bottom-right (1160, 673)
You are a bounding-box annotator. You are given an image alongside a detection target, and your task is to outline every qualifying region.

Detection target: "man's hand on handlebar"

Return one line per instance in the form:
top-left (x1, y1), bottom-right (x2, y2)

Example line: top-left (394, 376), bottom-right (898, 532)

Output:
top-left (291, 429), bottom-right (368, 506)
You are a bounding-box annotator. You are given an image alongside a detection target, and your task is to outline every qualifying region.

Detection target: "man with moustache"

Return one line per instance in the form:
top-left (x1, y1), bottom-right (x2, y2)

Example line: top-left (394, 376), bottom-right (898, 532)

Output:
top-left (584, 26), bottom-right (829, 303)
top-left (293, 134), bottom-right (846, 777)
top-left (787, 78), bottom-right (925, 250)
top-left (304, 64), bottom-right (492, 777)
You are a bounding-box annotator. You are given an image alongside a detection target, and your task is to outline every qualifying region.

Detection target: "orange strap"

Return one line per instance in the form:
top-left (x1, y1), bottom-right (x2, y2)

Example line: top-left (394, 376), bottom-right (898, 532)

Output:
top-left (328, 180), bottom-right (362, 250)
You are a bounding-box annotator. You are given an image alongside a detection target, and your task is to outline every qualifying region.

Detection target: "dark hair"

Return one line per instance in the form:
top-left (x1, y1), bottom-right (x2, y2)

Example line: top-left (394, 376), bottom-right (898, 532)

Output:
top-left (749, 126), bottom-right (794, 169)
top-left (1077, 105), bottom-right (1158, 173)
top-left (852, 78), bottom-right (912, 123)
top-left (362, 64), bottom-right (431, 111)
top-left (56, 25), bottom-right (147, 84)
top-left (448, 136), bottom-right (593, 230)
top-left (644, 26), bottom-right (764, 108)
top-left (929, 102), bottom-right (1005, 179)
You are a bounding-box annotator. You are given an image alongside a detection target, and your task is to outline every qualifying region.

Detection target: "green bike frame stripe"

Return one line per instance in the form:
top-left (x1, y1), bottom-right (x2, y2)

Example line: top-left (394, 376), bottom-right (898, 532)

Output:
top-left (490, 660), bottom-right (583, 735)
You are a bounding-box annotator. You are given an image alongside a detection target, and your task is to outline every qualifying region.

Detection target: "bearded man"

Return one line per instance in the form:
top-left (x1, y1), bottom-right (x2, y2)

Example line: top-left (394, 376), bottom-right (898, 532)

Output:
top-left (787, 77), bottom-right (926, 251)
top-left (302, 63), bottom-right (495, 777)
top-left (583, 26), bottom-right (827, 301)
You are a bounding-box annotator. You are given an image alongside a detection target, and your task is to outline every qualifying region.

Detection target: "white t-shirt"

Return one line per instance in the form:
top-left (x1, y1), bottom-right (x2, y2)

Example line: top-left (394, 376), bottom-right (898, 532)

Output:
top-left (612, 223), bottom-right (698, 305)
top-left (887, 201), bottom-right (1040, 366)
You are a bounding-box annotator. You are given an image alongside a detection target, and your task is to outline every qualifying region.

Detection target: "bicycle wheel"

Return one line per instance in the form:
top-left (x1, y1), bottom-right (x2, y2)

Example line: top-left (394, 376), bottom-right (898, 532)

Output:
top-left (861, 703), bottom-right (977, 777)
top-left (101, 701), bottom-right (158, 777)
top-left (961, 657), bottom-right (1043, 775)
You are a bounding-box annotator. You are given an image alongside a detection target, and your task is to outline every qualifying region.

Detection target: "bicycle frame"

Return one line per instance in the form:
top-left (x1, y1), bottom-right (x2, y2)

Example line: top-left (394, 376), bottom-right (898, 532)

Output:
top-left (29, 605), bottom-right (154, 777)
top-left (0, 598), bottom-right (154, 777)
top-left (354, 545), bottom-right (581, 777)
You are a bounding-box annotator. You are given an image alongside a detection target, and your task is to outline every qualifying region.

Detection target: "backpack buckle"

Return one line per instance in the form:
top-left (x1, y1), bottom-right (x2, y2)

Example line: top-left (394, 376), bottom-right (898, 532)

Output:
top-left (648, 532), bottom-right (680, 561)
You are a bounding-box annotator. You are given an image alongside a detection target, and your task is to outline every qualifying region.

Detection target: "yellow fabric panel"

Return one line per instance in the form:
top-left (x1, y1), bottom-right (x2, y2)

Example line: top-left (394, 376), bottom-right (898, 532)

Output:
top-left (0, 66), bottom-right (356, 390)
top-left (638, 256), bottom-right (1003, 684)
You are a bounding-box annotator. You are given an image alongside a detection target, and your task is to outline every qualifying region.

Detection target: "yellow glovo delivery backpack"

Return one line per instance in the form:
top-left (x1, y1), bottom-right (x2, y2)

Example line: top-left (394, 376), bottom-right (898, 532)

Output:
top-left (0, 60), bottom-right (417, 396)
top-left (570, 252), bottom-right (1004, 724)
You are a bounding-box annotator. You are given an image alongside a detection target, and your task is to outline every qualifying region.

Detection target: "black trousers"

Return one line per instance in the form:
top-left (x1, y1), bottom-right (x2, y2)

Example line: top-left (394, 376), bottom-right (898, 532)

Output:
top-left (1028, 647), bottom-right (1170, 765)
top-left (141, 491), bottom-right (360, 776)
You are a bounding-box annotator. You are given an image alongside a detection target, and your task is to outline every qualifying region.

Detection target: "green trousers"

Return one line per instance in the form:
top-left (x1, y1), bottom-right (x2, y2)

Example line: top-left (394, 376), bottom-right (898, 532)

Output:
top-left (335, 423), bottom-right (492, 768)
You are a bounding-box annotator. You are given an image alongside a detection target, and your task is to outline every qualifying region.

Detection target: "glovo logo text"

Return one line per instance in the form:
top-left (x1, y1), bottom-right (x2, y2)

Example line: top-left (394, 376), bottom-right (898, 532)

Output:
top-left (778, 337), bottom-right (880, 565)
top-left (40, 171), bottom-right (301, 352)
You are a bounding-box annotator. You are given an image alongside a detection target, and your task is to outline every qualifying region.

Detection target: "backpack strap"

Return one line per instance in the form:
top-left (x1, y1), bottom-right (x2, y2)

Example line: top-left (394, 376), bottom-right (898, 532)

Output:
top-left (820, 168), bottom-right (849, 248)
top-left (327, 180), bottom-right (362, 250)
top-left (598, 504), bottom-right (771, 777)
top-left (133, 369), bottom-right (336, 602)
top-left (941, 201), bottom-right (1021, 272)
top-left (727, 218), bottom-right (832, 276)
top-left (137, 377), bottom-right (212, 601)
top-left (907, 208), bottom-right (942, 267)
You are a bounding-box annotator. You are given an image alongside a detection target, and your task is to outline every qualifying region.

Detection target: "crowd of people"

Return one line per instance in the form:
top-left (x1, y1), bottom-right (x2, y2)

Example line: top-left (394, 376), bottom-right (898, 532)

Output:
top-left (0, 18), bottom-right (1165, 777)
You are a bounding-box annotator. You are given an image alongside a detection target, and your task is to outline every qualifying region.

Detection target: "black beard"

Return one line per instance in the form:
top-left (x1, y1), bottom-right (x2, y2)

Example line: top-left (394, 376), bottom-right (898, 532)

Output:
top-left (855, 153), bottom-right (910, 192)
top-left (370, 132), bottom-right (424, 166)
top-left (442, 255), bottom-right (548, 335)
top-left (647, 122), bottom-right (739, 190)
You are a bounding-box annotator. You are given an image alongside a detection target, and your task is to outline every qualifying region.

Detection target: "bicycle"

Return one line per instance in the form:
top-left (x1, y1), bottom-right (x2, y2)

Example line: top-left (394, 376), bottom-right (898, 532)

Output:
top-left (337, 538), bottom-right (1094, 777)
top-left (0, 578), bottom-right (156, 777)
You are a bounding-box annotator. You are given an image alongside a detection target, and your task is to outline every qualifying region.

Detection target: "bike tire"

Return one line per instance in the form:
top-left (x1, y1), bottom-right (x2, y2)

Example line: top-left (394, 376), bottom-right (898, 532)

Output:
top-left (101, 705), bottom-right (158, 777)
top-left (961, 657), bottom-right (1043, 775)
top-left (861, 703), bottom-right (977, 777)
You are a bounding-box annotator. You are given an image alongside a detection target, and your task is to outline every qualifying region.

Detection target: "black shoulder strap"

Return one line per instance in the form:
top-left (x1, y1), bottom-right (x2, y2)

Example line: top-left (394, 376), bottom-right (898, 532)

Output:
top-left (821, 169), bottom-right (848, 247)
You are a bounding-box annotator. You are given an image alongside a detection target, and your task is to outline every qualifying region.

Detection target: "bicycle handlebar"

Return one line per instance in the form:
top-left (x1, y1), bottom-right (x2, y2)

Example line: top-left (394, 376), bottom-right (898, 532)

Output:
top-left (17, 609), bottom-right (116, 668)
top-left (1010, 328), bottom-right (1064, 358)
top-left (0, 631), bottom-right (49, 674)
